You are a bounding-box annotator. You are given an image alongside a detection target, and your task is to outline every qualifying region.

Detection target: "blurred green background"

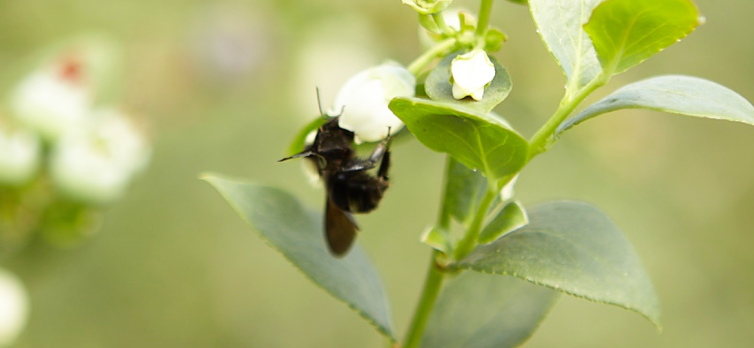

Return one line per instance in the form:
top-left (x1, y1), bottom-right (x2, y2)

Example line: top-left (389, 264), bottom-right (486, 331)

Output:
top-left (2, 0), bottom-right (754, 347)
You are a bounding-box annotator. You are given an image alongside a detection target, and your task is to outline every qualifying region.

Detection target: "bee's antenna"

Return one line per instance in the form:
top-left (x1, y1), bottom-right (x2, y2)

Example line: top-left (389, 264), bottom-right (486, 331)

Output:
top-left (315, 87), bottom-right (347, 118)
top-left (315, 87), bottom-right (325, 116)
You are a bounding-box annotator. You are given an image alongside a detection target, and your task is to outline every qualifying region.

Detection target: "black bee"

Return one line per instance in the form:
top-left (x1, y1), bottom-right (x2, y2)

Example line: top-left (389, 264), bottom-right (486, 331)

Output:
top-left (279, 117), bottom-right (392, 256)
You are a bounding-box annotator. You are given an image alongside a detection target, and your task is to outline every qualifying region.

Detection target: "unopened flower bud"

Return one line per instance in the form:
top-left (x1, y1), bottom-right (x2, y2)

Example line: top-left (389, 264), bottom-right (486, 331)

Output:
top-left (330, 63), bottom-right (415, 142)
top-left (402, 0), bottom-right (452, 15)
top-left (418, 9), bottom-right (476, 49)
top-left (0, 268), bottom-right (29, 347)
top-left (451, 49), bottom-right (495, 101)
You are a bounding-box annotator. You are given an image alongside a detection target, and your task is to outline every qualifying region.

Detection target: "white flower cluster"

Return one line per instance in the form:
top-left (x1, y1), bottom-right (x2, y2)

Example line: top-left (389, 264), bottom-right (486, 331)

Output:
top-left (0, 124), bottom-right (39, 186)
top-left (0, 51), bottom-right (150, 205)
top-left (0, 268), bottom-right (28, 347)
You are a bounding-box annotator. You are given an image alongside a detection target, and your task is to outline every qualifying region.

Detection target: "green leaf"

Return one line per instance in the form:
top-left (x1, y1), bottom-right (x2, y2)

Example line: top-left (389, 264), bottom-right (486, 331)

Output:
top-left (424, 52), bottom-right (512, 113)
top-left (506, 0), bottom-right (528, 4)
top-left (478, 200), bottom-right (528, 245)
top-left (418, 13), bottom-right (442, 34)
top-left (443, 157), bottom-right (487, 225)
top-left (529, 0), bottom-right (603, 91)
top-left (389, 97), bottom-right (529, 183)
top-left (585, 0), bottom-right (700, 77)
top-left (286, 117), bottom-right (328, 156)
top-left (420, 272), bottom-right (560, 348)
top-left (203, 175), bottom-right (396, 340)
top-left (557, 75), bottom-right (754, 135)
top-left (454, 201), bottom-right (662, 329)
top-left (421, 227), bottom-right (453, 254)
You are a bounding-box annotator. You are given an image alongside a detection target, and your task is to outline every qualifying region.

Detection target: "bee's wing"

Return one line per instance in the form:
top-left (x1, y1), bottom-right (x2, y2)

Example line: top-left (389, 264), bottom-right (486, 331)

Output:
top-left (325, 196), bottom-right (359, 257)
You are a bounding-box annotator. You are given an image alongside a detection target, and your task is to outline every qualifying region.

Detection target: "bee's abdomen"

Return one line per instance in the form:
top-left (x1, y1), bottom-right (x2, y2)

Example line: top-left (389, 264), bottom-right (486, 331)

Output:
top-left (329, 172), bottom-right (388, 214)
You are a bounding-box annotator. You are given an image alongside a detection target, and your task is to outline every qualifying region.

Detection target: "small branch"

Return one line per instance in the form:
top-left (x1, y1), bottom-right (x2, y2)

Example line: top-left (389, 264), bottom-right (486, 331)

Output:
top-left (432, 12), bottom-right (454, 35)
top-left (407, 38), bottom-right (458, 76)
top-left (453, 187), bottom-right (496, 260)
top-left (527, 76), bottom-right (605, 160)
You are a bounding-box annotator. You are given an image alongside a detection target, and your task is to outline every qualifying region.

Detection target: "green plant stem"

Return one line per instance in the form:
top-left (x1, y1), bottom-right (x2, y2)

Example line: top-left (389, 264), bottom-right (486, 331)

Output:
top-left (475, 0), bottom-right (494, 37)
top-left (436, 156), bottom-right (454, 230)
top-left (402, 155), bottom-right (456, 348)
top-left (432, 12), bottom-right (454, 35)
top-left (407, 38), bottom-right (458, 76)
top-left (403, 251), bottom-right (446, 348)
top-left (527, 76), bottom-right (605, 160)
top-left (454, 187), bottom-right (496, 260)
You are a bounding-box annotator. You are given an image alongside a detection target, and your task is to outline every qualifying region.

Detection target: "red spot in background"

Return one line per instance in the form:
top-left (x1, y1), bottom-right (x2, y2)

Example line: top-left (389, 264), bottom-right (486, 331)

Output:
top-left (57, 54), bottom-right (85, 86)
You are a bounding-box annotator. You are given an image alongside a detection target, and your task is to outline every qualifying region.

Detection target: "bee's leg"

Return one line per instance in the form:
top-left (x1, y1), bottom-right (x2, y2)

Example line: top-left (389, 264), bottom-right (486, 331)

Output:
top-left (375, 128), bottom-right (392, 180)
top-left (377, 149), bottom-right (390, 181)
top-left (278, 149), bottom-right (313, 162)
top-left (278, 144), bottom-right (320, 163)
top-left (341, 129), bottom-right (393, 173)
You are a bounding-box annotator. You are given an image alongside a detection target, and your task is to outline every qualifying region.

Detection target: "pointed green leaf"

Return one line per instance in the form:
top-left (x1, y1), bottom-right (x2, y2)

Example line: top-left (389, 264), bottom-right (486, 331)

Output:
top-left (389, 98), bottom-right (528, 183)
top-left (479, 201), bottom-right (528, 245)
top-left (443, 157), bottom-right (487, 225)
top-left (425, 52), bottom-right (512, 113)
top-left (420, 272), bottom-right (561, 348)
top-left (557, 75), bottom-right (754, 135)
top-left (421, 227), bottom-right (453, 254)
top-left (203, 175), bottom-right (396, 340)
top-left (585, 0), bottom-right (700, 77)
top-left (454, 201), bottom-right (662, 329)
top-left (530, 0), bottom-right (603, 91)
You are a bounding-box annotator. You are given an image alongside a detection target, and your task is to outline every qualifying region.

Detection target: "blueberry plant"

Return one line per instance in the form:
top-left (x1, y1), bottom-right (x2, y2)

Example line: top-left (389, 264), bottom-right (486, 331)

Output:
top-left (204, 0), bottom-right (754, 346)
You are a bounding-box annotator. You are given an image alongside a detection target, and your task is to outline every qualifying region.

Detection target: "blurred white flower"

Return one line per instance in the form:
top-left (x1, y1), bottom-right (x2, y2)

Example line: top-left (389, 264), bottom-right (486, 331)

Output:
top-left (451, 49), bottom-right (495, 101)
top-left (500, 174), bottom-right (519, 201)
top-left (330, 63), bottom-right (415, 142)
top-left (0, 125), bottom-right (40, 186)
top-left (10, 57), bottom-right (92, 141)
top-left (0, 268), bottom-right (29, 347)
top-left (50, 109), bottom-right (150, 205)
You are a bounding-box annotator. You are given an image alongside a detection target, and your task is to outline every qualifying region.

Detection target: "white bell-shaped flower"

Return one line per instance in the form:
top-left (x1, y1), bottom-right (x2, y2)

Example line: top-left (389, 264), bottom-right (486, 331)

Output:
top-left (0, 124), bottom-right (40, 186)
top-left (451, 49), bottom-right (495, 101)
top-left (330, 63), bottom-right (415, 142)
top-left (10, 57), bottom-right (92, 141)
top-left (50, 109), bottom-right (150, 205)
top-left (0, 268), bottom-right (29, 347)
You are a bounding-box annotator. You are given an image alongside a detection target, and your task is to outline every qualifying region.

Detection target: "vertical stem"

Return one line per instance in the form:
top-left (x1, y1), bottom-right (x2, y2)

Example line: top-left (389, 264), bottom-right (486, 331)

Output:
top-left (436, 156), bottom-right (454, 230)
top-left (403, 251), bottom-right (445, 348)
top-left (453, 187), bottom-right (496, 260)
top-left (475, 0), bottom-right (494, 37)
top-left (402, 155), bottom-right (456, 348)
